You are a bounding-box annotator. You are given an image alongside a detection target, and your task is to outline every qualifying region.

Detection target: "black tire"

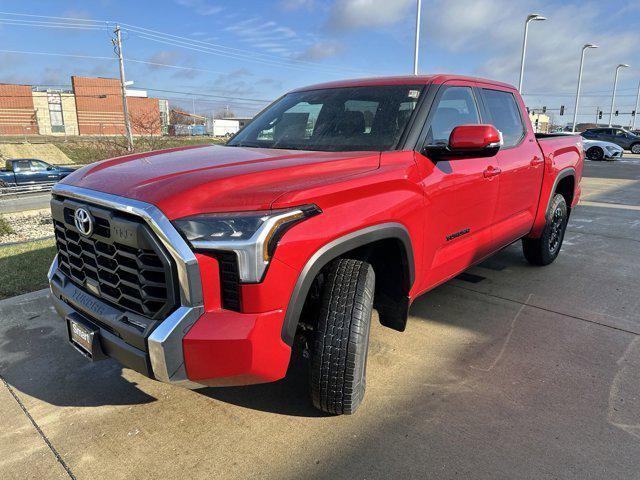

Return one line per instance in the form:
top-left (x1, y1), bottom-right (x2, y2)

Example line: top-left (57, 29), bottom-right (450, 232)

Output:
top-left (586, 146), bottom-right (604, 161)
top-left (631, 143), bottom-right (640, 155)
top-left (522, 194), bottom-right (568, 266)
top-left (0, 180), bottom-right (7, 188)
top-left (310, 258), bottom-right (375, 415)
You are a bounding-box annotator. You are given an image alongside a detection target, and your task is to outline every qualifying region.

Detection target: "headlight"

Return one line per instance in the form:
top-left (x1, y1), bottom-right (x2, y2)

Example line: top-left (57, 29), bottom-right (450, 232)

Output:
top-left (173, 205), bottom-right (320, 283)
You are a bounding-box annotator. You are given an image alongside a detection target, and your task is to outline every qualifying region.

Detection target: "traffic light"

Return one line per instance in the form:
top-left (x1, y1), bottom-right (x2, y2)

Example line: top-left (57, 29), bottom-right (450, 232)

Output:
top-left (560, 105), bottom-right (565, 116)
top-left (615, 110), bottom-right (619, 117)
top-left (598, 110), bottom-right (603, 119)
top-left (542, 106), bottom-right (547, 113)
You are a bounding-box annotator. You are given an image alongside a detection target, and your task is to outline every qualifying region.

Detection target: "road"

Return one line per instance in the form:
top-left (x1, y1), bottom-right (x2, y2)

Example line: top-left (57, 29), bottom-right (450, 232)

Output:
top-left (0, 192), bottom-right (51, 214)
top-left (1, 158), bottom-right (640, 479)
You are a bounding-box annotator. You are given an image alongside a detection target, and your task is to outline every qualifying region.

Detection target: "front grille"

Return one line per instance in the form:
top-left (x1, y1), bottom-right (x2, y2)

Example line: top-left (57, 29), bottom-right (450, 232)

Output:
top-left (51, 196), bottom-right (177, 320)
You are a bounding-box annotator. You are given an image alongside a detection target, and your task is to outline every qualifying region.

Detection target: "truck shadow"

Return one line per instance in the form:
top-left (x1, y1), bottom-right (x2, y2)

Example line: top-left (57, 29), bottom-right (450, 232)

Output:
top-left (0, 320), bottom-right (156, 407)
top-left (198, 346), bottom-right (326, 418)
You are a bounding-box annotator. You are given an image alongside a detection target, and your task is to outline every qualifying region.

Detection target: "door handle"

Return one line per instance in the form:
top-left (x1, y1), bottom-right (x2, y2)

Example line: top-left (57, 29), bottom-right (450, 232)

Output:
top-left (483, 166), bottom-right (501, 178)
top-left (530, 156), bottom-right (544, 166)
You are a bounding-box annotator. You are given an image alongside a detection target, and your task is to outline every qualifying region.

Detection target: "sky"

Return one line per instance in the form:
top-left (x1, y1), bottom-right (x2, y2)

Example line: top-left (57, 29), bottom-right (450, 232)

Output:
top-left (1, 0), bottom-right (640, 126)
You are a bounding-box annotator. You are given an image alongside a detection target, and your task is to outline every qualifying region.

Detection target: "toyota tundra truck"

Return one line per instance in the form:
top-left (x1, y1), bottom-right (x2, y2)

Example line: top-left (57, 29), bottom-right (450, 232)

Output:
top-left (48, 75), bottom-right (583, 414)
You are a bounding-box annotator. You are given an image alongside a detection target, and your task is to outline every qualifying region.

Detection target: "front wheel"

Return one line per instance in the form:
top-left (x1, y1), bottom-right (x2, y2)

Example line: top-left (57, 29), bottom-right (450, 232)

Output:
top-left (310, 258), bottom-right (375, 415)
top-left (522, 194), bottom-right (568, 266)
top-left (586, 146), bottom-right (604, 161)
top-left (631, 143), bottom-right (640, 154)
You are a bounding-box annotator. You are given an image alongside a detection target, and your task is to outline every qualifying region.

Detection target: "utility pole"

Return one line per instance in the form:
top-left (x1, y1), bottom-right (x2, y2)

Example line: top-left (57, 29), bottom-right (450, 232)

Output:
top-left (113, 25), bottom-right (134, 151)
top-left (413, 0), bottom-right (421, 75)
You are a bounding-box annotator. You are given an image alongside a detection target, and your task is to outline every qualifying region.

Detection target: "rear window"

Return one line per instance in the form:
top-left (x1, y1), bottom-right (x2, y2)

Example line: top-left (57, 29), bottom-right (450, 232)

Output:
top-left (481, 89), bottom-right (525, 147)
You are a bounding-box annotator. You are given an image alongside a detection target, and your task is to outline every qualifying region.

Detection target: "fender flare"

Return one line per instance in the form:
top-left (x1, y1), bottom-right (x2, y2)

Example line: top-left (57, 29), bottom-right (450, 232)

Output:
top-left (546, 167), bottom-right (576, 215)
top-left (280, 222), bottom-right (415, 346)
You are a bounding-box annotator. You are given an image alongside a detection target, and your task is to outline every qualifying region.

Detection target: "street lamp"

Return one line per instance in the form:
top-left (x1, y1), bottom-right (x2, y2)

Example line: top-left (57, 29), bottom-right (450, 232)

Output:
top-left (609, 63), bottom-right (630, 127)
top-left (572, 44), bottom-right (598, 133)
top-left (632, 81), bottom-right (640, 130)
top-left (413, 0), bottom-right (422, 75)
top-left (518, 13), bottom-right (547, 93)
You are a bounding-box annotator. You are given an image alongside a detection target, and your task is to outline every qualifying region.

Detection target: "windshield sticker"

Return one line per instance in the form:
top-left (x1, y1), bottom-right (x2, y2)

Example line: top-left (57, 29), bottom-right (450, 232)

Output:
top-left (408, 90), bottom-right (420, 99)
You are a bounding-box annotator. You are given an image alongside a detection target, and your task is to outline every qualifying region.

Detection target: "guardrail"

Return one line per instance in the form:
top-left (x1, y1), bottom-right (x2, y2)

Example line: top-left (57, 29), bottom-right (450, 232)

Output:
top-left (0, 183), bottom-right (56, 198)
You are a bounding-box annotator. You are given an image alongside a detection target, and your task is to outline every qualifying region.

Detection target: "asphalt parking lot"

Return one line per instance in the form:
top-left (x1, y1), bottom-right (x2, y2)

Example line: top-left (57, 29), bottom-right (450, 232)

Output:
top-left (1, 155), bottom-right (640, 480)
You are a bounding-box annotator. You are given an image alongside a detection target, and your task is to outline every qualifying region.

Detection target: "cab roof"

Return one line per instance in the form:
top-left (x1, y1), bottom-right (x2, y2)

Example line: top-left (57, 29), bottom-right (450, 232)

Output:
top-left (291, 74), bottom-right (516, 93)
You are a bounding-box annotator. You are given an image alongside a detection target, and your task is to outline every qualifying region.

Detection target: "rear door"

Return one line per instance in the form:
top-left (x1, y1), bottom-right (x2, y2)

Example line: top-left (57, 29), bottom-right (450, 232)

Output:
top-left (415, 82), bottom-right (500, 289)
top-left (12, 160), bottom-right (34, 185)
top-left (478, 86), bottom-right (544, 248)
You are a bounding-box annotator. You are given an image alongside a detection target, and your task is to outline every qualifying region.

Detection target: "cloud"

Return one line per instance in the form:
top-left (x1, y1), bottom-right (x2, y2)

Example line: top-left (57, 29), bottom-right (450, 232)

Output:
top-left (280, 0), bottom-right (315, 10)
top-left (225, 18), bottom-right (301, 56)
top-left (61, 9), bottom-right (93, 21)
top-left (327, 0), bottom-right (414, 30)
top-left (296, 40), bottom-right (343, 61)
top-left (427, 0), bottom-right (639, 100)
top-left (174, 0), bottom-right (223, 16)
top-left (148, 51), bottom-right (183, 69)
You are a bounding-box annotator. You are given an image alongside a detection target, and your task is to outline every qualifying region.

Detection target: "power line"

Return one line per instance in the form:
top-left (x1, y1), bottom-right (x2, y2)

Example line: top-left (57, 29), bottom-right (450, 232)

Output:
top-left (0, 48), bottom-right (230, 76)
top-left (0, 12), bottom-right (367, 76)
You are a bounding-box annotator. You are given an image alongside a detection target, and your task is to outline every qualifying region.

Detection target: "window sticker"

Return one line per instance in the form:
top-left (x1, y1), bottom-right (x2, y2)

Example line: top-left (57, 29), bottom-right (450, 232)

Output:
top-left (408, 89), bottom-right (420, 99)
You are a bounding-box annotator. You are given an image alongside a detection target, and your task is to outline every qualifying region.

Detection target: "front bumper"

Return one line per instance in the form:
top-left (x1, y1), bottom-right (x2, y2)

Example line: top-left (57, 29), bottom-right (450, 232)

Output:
top-left (48, 184), bottom-right (291, 389)
top-left (49, 257), bottom-right (291, 387)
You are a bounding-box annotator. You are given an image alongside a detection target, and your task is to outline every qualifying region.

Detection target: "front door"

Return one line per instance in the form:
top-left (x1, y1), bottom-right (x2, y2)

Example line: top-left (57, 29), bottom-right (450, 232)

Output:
top-left (478, 87), bottom-right (544, 247)
top-left (415, 83), bottom-right (500, 290)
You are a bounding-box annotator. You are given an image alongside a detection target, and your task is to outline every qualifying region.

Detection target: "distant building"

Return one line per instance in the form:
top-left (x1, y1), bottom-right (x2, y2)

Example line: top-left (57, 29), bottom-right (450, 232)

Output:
top-left (529, 112), bottom-right (550, 133)
top-left (0, 76), bottom-right (166, 136)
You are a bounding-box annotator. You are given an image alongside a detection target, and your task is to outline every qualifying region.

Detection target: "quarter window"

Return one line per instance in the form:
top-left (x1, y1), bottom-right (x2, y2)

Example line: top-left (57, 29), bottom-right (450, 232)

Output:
top-left (482, 89), bottom-right (525, 147)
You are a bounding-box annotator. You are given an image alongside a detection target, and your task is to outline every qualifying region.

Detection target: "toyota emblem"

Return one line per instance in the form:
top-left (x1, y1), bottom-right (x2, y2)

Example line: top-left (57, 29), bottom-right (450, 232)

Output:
top-left (74, 208), bottom-right (94, 237)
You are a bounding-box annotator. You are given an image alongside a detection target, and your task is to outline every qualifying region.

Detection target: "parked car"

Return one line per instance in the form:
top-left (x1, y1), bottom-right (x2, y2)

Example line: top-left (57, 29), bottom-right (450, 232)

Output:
top-left (582, 139), bottom-right (624, 161)
top-left (48, 75), bottom-right (583, 415)
top-left (0, 159), bottom-right (76, 187)
top-left (582, 127), bottom-right (640, 153)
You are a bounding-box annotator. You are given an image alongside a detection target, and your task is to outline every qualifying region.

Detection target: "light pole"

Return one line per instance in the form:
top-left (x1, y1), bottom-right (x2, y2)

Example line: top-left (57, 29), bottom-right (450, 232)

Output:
top-left (609, 63), bottom-right (630, 127)
top-left (518, 13), bottom-right (547, 93)
top-left (572, 44), bottom-right (598, 132)
top-left (632, 81), bottom-right (640, 130)
top-left (413, 0), bottom-right (422, 75)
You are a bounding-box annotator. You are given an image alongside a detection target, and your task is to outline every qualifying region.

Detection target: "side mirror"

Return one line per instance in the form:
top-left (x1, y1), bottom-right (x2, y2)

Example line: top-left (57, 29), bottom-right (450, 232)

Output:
top-left (423, 124), bottom-right (502, 160)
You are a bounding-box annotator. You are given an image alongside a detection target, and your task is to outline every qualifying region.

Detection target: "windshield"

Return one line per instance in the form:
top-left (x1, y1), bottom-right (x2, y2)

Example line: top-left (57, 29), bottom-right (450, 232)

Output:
top-left (228, 85), bottom-right (425, 152)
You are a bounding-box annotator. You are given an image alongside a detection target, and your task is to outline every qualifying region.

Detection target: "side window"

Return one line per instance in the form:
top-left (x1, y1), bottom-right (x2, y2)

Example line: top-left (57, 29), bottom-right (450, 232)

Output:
top-left (426, 86), bottom-right (480, 144)
top-left (30, 161), bottom-right (48, 171)
top-left (481, 89), bottom-right (525, 147)
top-left (13, 160), bottom-right (31, 172)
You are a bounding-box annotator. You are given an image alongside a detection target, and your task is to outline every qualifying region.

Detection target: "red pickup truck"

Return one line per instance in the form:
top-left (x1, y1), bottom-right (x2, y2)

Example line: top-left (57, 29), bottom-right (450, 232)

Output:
top-left (48, 75), bottom-right (582, 414)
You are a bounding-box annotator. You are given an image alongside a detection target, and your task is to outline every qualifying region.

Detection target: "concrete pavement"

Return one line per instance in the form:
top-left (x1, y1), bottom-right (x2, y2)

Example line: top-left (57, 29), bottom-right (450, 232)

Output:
top-left (1, 159), bottom-right (639, 479)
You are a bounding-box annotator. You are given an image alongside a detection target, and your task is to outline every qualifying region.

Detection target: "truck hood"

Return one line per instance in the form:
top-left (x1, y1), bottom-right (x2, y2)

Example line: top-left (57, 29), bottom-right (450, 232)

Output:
top-left (60, 145), bottom-right (380, 219)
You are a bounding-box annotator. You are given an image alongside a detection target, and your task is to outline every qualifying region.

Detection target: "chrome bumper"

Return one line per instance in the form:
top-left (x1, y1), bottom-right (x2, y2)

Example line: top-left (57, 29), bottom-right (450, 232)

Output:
top-left (48, 184), bottom-right (204, 388)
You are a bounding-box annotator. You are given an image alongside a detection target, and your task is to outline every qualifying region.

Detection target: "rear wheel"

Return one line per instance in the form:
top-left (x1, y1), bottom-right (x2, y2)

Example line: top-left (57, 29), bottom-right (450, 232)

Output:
top-left (310, 258), bottom-right (375, 415)
top-left (522, 194), bottom-right (568, 266)
top-left (631, 143), bottom-right (640, 154)
top-left (586, 146), bottom-right (604, 161)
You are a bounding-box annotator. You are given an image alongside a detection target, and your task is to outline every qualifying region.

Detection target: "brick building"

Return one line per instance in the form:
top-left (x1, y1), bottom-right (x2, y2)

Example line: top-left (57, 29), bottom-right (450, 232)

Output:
top-left (0, 84), bottom-right (38, 135)
top-left (0, 76), bottom-right (165, 136)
